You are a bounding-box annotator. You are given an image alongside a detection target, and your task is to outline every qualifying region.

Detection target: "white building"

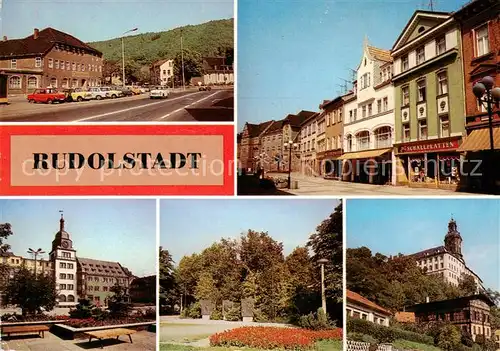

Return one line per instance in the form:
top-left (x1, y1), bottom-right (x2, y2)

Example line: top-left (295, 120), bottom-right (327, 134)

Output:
top-left (340, 39), bottom-right (396, 185)
top-left (346, 289), bottom-right (391, 326)
top-left (300, 112), bottom-right (319, 176)
top-left (49, 215), bottom-right (78, 307)
top-left (150, 59), bottom-right (174, 86)
top-left (412, 218), bottom-right (484, 290)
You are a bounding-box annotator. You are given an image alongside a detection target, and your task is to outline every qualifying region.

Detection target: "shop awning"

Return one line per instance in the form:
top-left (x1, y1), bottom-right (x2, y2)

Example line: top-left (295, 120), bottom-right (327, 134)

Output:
top-left (337, 148), bottom-right (392, 160)
top-left (457, 127), bottom-right (500, 152)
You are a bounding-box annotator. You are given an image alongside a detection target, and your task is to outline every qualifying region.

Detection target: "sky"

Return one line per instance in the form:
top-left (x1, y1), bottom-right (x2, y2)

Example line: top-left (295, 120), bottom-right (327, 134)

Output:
top-left (0, 199), bottom-right (156, 276)
top-left (160, 199), bottom-right (340, 264)
top-left (0, 0), bottom-right (233, 42)
top-left (237, 0), bottom-right (466, 130)
top-left (347, 199), bottom-right (500, 292)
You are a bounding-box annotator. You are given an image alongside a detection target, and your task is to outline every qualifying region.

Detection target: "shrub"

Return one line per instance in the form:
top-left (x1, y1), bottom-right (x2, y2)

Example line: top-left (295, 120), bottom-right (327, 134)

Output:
top-left (347, 318), bottom-right (433, 345)
top-left (436, 324), bottom-right (461, 350)
top-left (297, 308), bottom-right (335, 330)
top-left (210, 307), bottom-right (223, 320)
top-left (180, 302), bottom-right (201, 319)
top-left (69, 298), bottom-right (94, 319)
top-left (225, 305), bottom-right (241, 321)
top-left (210, 326), bottom-right (342, 349)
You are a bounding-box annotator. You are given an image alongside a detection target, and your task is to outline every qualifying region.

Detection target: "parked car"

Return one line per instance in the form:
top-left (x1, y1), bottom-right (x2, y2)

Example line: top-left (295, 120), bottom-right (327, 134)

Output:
top-left (199, 85), bottom-right (212, 91)
top-left (139, 86), bottom-right (150, 93)
top-left (115, 86), bottom-right (134, 97)
top-left (64, 88), bottom-right (93, 102)
top-left (27, 88), bottom-right (66, 104)
top-left (149, 86), bottom-right (170, 99)
top-left (88, 87), bottom-right (123, 100)
top-left (126, 86), bottom-right (142, 95)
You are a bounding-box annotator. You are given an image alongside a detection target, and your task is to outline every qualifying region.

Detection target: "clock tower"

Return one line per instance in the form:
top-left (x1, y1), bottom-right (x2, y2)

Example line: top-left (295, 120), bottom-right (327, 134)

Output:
top-left (49, 213), bottom-right (78, 307)
top-left (444, 217), bottom-right (463, 260)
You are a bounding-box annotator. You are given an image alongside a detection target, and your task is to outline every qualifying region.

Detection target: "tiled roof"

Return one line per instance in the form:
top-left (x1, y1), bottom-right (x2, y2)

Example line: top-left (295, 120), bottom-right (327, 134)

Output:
top-left (395, 312), bottom-right (415, 323)
top-left (411, 245), bottom-right (447, 259)
top-left (295, 110), bottom-right (317, 120)
top-left (77, 257), bottom-right (128, 277)
top-left (347, 289), bottom-right (391, 316)
top-left (263, 120), bottom-right (285, 135)
top-left (203, 57), bottom-right (227, 70)
top-left (246, 120), bottom-right (274, 138)
top-left (0, 27), bottom-right (102, 58)
top-left (368, 46), bottom-right (392, 63)
top-left (151, 59), bottom-right (171, 67)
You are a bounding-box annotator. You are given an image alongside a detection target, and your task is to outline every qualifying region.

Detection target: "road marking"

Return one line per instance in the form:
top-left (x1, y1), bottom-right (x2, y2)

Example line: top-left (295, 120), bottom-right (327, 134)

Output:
top-left (157, 91), bottom-right (221, 120)
top-left (71, 92), bottom-right (202, 122)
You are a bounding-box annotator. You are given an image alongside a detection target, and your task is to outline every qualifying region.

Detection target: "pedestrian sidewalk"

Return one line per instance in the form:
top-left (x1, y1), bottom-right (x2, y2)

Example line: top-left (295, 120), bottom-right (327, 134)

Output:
top-left (267, 172), bottom-right (480, 196)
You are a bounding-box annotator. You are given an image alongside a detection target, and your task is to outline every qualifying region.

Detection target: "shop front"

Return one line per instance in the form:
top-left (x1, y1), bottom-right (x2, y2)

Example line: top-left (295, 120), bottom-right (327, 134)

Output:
top-left (339, 148), bottom-right (392, 185)
top-left (394, 137), bottom-right (462, 190)
top-left (317, 149), bottom-right (342, 180)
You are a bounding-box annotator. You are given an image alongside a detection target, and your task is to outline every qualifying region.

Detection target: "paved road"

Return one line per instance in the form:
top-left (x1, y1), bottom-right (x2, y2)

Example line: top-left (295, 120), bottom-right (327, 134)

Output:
top-left (267, 172), bottom-right (487, 196)
top-left (0, 88), bottom-right (233, 122)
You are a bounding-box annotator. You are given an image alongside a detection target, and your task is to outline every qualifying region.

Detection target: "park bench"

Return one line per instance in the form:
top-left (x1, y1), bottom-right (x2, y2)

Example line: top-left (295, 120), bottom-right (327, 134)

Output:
top-left (1, 325), bottom-right (50, 338)
top-left (85, 328), bottom-right (137, 349)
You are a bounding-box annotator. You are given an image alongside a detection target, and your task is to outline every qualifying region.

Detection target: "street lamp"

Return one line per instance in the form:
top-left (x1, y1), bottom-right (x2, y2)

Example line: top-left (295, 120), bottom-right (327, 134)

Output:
top-left (286, 140), bottom-right (298, 189)
top-left (472, 76), bottom-right (500, 192)
top-left (27, 248), bottom-right (45, 278)
top-left (121, 28), bottom-right (138, 87)
top-left (318, 258), bottom-right (329, 314)
top-left (180, 29), bottom-right (186, 91)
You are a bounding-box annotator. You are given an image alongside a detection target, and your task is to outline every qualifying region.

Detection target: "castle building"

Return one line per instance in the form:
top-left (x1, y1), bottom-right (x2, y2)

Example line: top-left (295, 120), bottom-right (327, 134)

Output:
top-left (411, 218), bottom-right (483, 289)
top-left (1, 214), bottom-right (134, 308)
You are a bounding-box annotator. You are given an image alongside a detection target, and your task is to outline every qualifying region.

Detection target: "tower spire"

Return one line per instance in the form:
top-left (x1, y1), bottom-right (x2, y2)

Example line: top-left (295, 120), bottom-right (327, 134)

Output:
top-left (59, 210), bottom-right (64, 231)
top-left (363, 34), bottom-right (369, 49)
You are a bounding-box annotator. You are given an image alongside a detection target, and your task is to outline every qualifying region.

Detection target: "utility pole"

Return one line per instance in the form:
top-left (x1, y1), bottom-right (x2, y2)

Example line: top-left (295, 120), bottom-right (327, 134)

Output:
top-left (181, 29), bottom-right (186, 91)
top-left (121, 28), bottom-right (138, 87)
top-left (318, 258), bottom-right (329, 314)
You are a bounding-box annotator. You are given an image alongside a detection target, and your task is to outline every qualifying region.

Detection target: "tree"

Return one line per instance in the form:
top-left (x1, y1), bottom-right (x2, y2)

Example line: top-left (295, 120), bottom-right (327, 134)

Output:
top-left (458, 273), bottom-right (477, 296)
top-left (159, 247), bottom-right (179, 314)
top-left (107, 283), bottom-right (132, 317)
top-left (0, 223), bottom-right (13, 253)
top-left (195, 272), bottom-right (220, 303)
top-left (436, 324), bottom-right (461, 350)
top-left (173, 49), bottom-right (203, 85)
top-left (5, 267), bottom-right (57, 316)
top-left (102, 60), bottom-right (121, 84)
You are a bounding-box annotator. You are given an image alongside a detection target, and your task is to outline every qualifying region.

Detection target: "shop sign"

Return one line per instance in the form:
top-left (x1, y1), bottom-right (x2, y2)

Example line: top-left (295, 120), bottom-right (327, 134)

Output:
top-left (398, 139), bottom-right (460, 154)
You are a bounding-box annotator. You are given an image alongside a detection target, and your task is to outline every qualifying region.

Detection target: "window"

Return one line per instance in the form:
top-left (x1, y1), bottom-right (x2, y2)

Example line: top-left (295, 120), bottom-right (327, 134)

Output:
top-left (9, 76), bottom-right (21, 89)
top-left (416, 46), bottom-right (425, 65)
top-left (27, 76), bottom-right (37, 88)
top-left (440, 115), bottom-right (450, 137)
top-left (437, 71), bottom-right (448, 95)
top-left (339, 109), bottom-right (342, 122)
top-left (89, 286), bottom-right (93, 291)
top-left (62, 252), bottom-right (70, 258)
top-left (94, 286), bottom-right (100, 291)
top-left (403, 123), bottom-right (410, 142)
top-left (419, 120), bottom-right (427, 140)
top-left (402, 85), bottom-right (409, 105)
top-left (68, 274), bottom-right (74, 279)
top-left (475, 24), bottom-right (490, 57)
top-left (66, 61), bottom-right (70, 70)
top-left (377, 99), bottom-right (382, 113)
top-left (60, 284), bottom-right (67, 290)
top-left (368, 104), bottom-right (372, 116)
top-left (436, 36), bottom-right (446, 55)
top-left (417, 79), bottom-right (426, 102)
top-left (55, 60), bottom-right (60, 69)
top-left (349, 110), bottom-right (353, 122)
top-left (35, 57), bottom-right (42, 67)
top-left (346, 135), bottom-right (352, 152)
top-left (103, 286), bottom-right (108, 292)
top-left (401, 55), bottom-right (409, 71)
top-left (383, 97), bottom-right (388, 111)
top-left (357, 131), bottom-right (370, 151)
top-left (81, 64), bottom-right (85, 71)
top-left (362, 105), bottom-right (366, 118)
top-left (353, 109), bottom-right (357, 121)
top-left (60, 273), bottom-right (66, 279)
top-left (60, 262), bottom-right (67, 268)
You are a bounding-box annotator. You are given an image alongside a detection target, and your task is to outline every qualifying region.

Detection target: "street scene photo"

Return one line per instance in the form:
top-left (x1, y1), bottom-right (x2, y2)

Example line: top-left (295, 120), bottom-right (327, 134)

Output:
top-left (237, 0), bottom-right (500, 195)
top-left (0, 0), bottom-right (233, 122)
top-left (345, 199), bottom-right (500, 351)
top-left (159, 199), bottom-right (343, 351)
top-left (0, 199), bottom-right (157, 351)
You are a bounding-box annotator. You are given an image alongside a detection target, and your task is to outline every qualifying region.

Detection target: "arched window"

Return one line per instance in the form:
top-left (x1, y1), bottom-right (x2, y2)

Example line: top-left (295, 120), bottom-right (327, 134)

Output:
top-left (27, 76), bottom-right (38, 89)
top-left (374, 126), bottom-right (392, 148)
top-left (58, 294), bottom-right (67, 302)
top-left (346, 135), bottom-right (353, 152)
top-left (50, 78), bottom-right (57, 88)
top-left (67, 295), bottom-right (75, 302)
top-left (9, 76), bottom-right (21, 89)
top-left (72, 79), bottom-right (78, 88)
top-left (356, 131), bottom-right (370, 151)
top-left (62, 78), bottom-right (69, 88)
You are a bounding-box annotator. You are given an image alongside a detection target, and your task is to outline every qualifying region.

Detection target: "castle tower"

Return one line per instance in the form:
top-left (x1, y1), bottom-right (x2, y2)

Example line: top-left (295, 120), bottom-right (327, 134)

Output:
top-left (444, 217), bottom-right (463, 260)
top-left (49, 212), bottom-right (78, 307)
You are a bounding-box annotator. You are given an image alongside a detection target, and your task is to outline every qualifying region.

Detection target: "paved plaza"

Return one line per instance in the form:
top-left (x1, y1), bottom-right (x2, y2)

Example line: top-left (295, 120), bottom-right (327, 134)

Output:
top-left (268, 173), bottom-right (484, 196)
top-left (0, 330), bottom-right (155, 351)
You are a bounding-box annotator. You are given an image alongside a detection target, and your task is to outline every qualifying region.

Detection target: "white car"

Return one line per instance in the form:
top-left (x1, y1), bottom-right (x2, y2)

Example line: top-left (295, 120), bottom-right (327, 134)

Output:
top-left (149, 86), bottom-right (170, 99)
top-left (88, 87), bottom-right (123, 100)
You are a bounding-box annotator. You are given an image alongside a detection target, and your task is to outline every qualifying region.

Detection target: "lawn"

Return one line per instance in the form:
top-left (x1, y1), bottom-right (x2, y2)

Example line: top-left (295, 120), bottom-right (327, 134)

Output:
top-left (159, 341), bottom-right (343, 351)
top-left (393, 339), bottom-right (442, 351)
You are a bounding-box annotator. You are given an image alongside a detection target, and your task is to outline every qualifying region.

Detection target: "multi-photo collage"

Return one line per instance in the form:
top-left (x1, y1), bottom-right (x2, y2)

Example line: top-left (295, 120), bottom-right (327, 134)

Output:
top-left (0, 0), bottom-right (499, 350)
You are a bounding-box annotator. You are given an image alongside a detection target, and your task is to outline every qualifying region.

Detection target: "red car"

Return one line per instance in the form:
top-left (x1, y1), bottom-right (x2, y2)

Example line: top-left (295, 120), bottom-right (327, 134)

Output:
top-left (27, 88), bottom-right (66, 104)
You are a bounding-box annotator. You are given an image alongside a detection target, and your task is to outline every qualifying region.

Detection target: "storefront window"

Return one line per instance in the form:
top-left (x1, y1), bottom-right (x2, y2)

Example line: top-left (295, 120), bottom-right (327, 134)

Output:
top-left (375, 126), bottom-right (392, 148)
top-left (439, 156), bottom-right (460, 184)
top-left (410, 157), bottom-right (426, 182)
top-left (356, 131), bottom-right (370, 151)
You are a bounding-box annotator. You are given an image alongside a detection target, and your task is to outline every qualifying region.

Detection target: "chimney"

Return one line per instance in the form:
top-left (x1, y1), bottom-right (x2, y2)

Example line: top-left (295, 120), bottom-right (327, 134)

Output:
top-left (34, 28), bottom-right (39, 40)
top-left (2, 36), bottom-right (7, 41)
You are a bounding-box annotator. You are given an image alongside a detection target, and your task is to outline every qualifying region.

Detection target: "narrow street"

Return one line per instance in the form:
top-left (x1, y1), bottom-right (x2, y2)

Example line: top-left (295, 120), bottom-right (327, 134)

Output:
top-left (0, 88), bottom-right (233, 122)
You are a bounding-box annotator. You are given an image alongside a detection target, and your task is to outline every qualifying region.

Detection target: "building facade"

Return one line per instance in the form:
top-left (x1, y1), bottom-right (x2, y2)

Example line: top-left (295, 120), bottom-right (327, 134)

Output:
top-left (238, 121), bottom-right (274, 172)
top-left (300, 113), bottom-right (320, 176)
top-left (201, 57), bottom-right (234, 85)
top-left (454, 0), bottom-right (500, 193)
top-left (411, 218), bottom-right (483, 289)
top-left (346, 289), bottom-right (391, 326)
top-left (340, 41), bottom-right (396, 185)
top-left (317, 97), bottom-right (344, 179)
top-left (407, 294), bottom-right (494, 342)
top-left (282, 112), bottom-right (314, 173)
top-left (150, 59), bottom-right (174, 87)
top-left (392, 11), bottom-right (466, 190)
top-left (0, 28), bottom-right (103, 94)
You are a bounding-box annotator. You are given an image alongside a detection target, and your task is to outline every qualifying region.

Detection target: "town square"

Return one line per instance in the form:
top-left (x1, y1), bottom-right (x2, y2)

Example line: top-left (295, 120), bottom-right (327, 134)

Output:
top-left (0, 199), bottom-right (157, 350)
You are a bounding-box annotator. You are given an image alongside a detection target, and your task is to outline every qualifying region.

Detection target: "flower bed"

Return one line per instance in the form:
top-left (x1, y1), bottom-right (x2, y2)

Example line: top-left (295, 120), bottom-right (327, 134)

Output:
top-left (209, 326), bottom-right (342, 350)
top-left (63, 317), bottom-right (155, 328)
top-left (0, 313), bottom-right (69, 322)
